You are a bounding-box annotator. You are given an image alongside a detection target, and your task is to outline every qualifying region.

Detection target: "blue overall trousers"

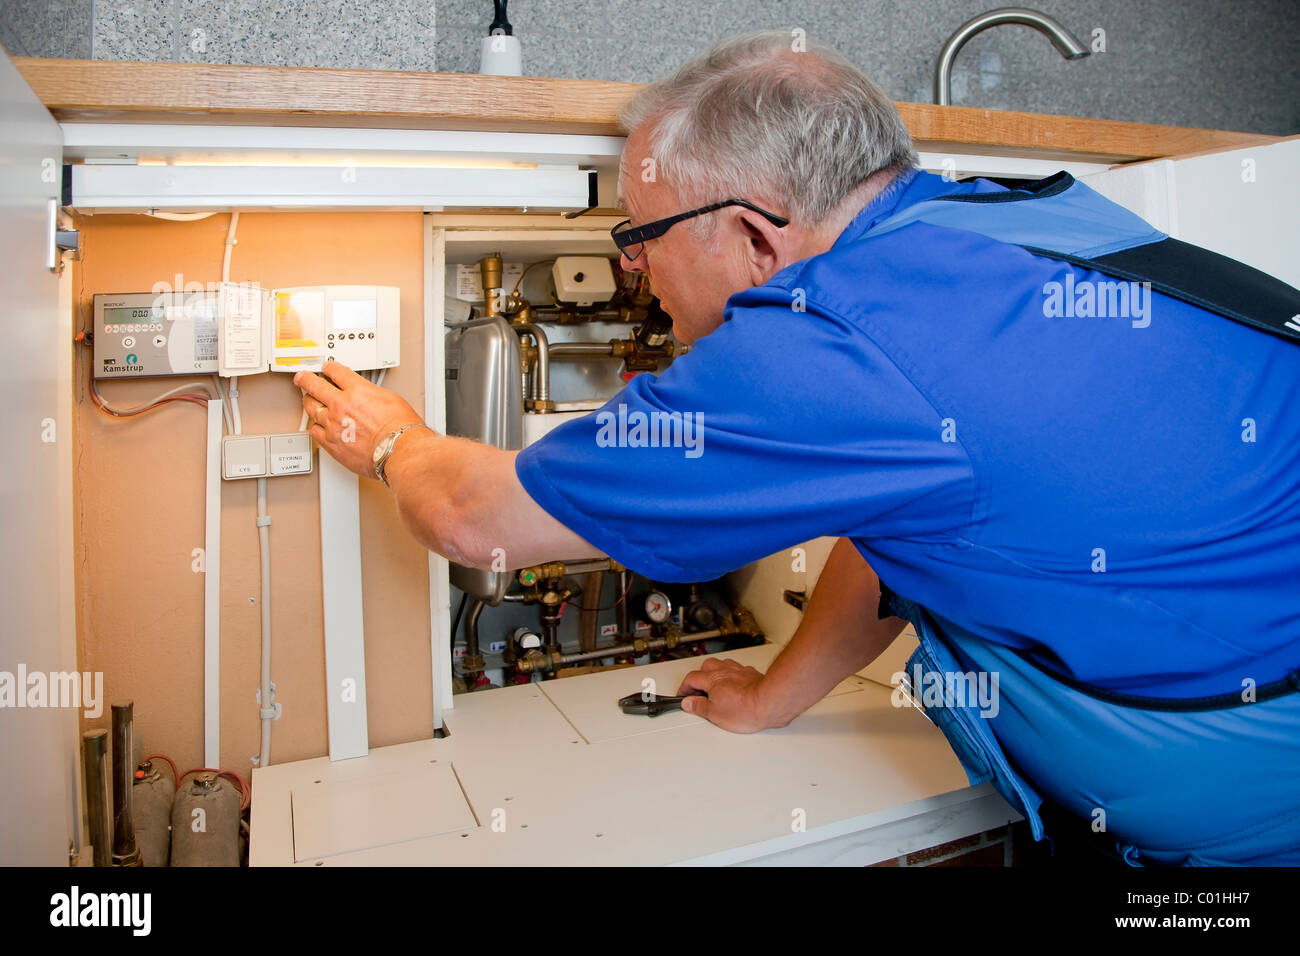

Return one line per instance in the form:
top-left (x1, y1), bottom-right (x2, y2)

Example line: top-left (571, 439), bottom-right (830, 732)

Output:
top-left (870, 173), bottom-right (1300, 866)
top-left (894, 594), bottom-right (1300, 866)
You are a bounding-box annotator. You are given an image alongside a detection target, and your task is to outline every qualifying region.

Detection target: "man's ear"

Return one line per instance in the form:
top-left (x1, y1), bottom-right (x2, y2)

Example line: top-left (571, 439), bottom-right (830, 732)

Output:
top-left (736, 209), bottom-right (784, 284)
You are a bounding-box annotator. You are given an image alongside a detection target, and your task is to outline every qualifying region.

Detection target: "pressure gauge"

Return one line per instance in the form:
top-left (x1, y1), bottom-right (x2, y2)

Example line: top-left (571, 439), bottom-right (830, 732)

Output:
top-left (643, 590), bottom-right (672, 625)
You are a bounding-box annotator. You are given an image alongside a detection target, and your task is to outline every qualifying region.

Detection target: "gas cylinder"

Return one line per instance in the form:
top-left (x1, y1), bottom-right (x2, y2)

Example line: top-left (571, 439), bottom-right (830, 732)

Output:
top-left (132, 761), bottom-right (175, 866)
top-left (170, 772), bottom-right (241, 866)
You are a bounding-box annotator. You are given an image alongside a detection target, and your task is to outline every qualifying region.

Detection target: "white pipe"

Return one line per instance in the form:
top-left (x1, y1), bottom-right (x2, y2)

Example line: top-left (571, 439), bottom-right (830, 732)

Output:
top-left (256, 477), bottom-right (274, 767)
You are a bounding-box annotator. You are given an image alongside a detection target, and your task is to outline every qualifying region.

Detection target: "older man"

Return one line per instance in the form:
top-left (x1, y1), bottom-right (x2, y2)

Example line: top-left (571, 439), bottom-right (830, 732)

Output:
top-left (296, 32), bottom-right (1300, 866)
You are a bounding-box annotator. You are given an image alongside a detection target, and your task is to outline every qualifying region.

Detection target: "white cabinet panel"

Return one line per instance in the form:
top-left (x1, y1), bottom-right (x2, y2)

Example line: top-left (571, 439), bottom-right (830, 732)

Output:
top-left (1084, 138), bottom-right (1300, 287)
top-left (0, 45), bottom-right (77, 865)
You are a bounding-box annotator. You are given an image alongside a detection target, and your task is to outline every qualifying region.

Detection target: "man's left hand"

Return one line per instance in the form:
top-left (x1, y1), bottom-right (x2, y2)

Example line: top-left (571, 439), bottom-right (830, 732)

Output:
top-left (294, 361), bottom-right (424, 480)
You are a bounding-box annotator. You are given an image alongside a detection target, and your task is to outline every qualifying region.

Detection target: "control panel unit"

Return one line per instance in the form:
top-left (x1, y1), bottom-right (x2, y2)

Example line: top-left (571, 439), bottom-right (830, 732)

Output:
top-left (93, 291), bottom-right (220, 378)
top-left (94, 284), bottom-right (400, 379)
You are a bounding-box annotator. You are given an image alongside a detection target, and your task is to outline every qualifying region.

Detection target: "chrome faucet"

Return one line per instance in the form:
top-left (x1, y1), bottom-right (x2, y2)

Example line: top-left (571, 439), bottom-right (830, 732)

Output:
top-left (934, 7), bottom-right (1090, 106)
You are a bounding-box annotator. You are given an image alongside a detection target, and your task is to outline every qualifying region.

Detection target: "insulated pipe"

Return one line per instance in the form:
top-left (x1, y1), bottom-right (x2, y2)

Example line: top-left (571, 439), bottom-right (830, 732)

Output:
top-left (81, 730), bottom-right (111, 867)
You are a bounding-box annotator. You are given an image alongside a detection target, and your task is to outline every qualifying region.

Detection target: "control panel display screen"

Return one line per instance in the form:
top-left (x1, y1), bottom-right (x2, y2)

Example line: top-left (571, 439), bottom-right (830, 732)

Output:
top-left (332, 299), bottom-right (378, 330)
top-left (103, 305), bottom-right (163, 325)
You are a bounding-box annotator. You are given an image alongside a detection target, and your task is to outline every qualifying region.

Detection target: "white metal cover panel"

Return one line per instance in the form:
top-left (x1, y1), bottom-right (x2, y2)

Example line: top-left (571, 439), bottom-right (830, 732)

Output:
top-left (291, 762), bottom-right (476, 862)
top-left (252, 644), bottom-right (989, 866)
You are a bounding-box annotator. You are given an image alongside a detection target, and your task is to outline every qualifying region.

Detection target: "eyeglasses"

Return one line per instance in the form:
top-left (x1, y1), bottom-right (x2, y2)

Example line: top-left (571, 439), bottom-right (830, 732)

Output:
top-left (610, 199), bottom-right (790, 262)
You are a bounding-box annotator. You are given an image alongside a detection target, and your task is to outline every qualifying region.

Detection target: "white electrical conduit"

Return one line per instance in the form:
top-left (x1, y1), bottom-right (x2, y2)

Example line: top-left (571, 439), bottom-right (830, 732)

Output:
top-left (210, 375), bottom-right (235, 433)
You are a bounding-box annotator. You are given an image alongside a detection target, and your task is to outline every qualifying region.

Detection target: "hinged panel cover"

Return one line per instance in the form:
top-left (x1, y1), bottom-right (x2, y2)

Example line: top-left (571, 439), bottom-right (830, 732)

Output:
top-left (291, 763), bottom-right (476, 861)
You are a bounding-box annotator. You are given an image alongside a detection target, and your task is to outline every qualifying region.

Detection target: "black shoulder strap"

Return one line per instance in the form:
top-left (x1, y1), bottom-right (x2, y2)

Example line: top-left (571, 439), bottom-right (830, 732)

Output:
top-left (935, 172), bottom-right (1300, 347)
top-left (1026, 237), bottom-right (1300, 347)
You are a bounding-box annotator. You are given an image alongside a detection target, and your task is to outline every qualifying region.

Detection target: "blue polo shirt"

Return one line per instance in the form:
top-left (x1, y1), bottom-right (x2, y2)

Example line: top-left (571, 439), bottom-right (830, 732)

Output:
top-left (515, 168), bottom-right (1300, 698)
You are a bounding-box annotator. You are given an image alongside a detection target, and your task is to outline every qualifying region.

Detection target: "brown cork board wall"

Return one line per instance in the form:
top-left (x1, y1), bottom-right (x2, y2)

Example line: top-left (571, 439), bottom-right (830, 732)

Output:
top-left (71, 210), bottom-right (433, 772)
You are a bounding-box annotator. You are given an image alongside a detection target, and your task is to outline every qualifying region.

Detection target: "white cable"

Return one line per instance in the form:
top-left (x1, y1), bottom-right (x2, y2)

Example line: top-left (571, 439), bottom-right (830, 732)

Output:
top-left (91, 378), bottom-right (217, 416)
top-left (228, 375), bottom-right (243, 435)
top-left (373, 368), bottom-right (387, 389)
top-left (146, 211), bottom-right (215, 222)
top-left (221, 211), bottom-right (240, 284)
top-left (256, 476), bottom-right (274, 768)
top-left (216, 211), bottom-right (272, 765)
top-left (210, 375), bottom-right (234, 433)
top-left (298, 409), bottom-right (310, 432)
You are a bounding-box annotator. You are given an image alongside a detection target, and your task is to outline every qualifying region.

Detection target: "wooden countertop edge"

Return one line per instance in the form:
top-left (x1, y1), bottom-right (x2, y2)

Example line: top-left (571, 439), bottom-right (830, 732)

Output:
top-left (16, 57), bottom-right (1278, 162)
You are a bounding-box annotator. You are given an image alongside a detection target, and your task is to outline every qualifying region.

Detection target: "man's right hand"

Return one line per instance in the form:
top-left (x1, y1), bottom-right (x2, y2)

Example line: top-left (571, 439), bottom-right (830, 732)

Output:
top-left (675, 657), bottom-right (784, 734)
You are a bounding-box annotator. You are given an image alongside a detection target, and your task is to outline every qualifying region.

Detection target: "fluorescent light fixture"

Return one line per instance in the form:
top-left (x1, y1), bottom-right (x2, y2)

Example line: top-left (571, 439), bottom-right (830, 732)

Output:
top-left (70, 163), bottom-right (595, 213)
top-left (135, 156), bottom-right (538, 170)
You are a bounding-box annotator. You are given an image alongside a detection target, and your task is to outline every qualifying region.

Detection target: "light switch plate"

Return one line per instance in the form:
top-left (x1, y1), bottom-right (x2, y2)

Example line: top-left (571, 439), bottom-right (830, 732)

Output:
top-left (222, 436), bottom-right (266, 479)
top-left (269, 433), bottom-right (312, 476)
top-left (223, 432), bottom-right (314, 480)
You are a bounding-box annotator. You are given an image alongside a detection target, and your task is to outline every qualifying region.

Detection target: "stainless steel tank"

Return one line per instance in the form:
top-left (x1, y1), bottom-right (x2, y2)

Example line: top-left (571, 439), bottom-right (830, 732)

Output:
top-left (444, 314), bottom-right (524, 605)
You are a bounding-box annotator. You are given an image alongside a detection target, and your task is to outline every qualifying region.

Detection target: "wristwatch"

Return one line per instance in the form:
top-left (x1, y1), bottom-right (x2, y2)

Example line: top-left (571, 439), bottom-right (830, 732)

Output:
top-left (372, 423), bottom-right (429, 488)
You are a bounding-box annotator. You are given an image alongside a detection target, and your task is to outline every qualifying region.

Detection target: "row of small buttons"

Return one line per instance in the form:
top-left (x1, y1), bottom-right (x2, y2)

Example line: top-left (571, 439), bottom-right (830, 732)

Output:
top-left (105, 324), bottom-right (163, 333)
top-left (327, 332), bottom-right (377, 340)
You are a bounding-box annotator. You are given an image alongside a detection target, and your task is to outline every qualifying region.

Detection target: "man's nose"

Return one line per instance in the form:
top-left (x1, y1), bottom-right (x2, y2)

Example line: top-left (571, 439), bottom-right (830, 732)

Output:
top-left (620, 247), bottom-right (648, 273)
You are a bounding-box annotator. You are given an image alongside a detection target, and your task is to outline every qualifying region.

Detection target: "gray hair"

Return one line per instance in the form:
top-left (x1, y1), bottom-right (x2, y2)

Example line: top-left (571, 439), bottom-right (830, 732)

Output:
top-left (618, 31), bottom-right (918, 230)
